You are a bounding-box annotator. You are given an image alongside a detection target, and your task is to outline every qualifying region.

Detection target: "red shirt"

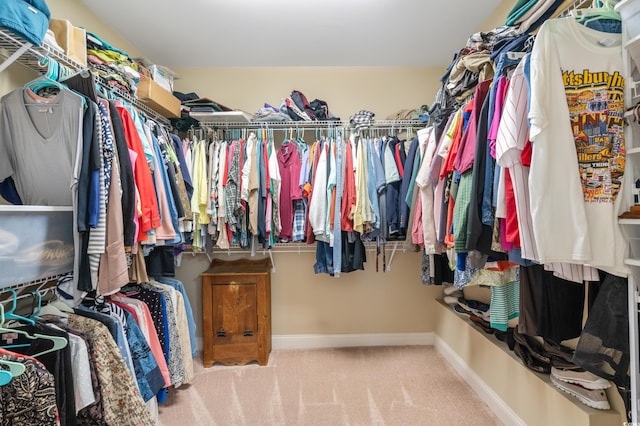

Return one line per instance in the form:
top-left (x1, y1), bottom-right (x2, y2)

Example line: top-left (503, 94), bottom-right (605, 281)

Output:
top-left (341, 142), bottom-right (356, 231)
top-left (116, 106), bottom-right (160, 241)
top-left (504, 168), bottom-right (520, 247)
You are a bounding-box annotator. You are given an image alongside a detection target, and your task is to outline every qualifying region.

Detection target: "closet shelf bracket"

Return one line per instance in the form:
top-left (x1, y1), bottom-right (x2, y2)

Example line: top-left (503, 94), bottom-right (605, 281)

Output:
top-left (0, 42), bottom-right (31, 73)
top-left (268, 250), bottom-right (276, 273)
top-left (385, 241), bottom-right (406, 272)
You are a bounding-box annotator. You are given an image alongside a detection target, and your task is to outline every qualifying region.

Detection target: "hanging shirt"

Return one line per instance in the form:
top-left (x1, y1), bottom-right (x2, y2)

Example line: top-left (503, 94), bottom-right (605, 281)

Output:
top-left (46, 323), bottom-right (96, 412)
top-left (277, 141), bottom-right (302, 240)
top-left (326, 139), bottom-right (337, 243)
top-left (454, 79), bottom-right (492, 174)
top-left (268, 140), bottom-right (282, 239)
top-left (0, 87), bottom-right (83, 205)
top-left (116, 105), bottom-right (161, 240)
top-left (110, 294), bottom-right (171, 388)
top-left (67, 314), bottom-right (155, 426)
top-left (528, 17), bottom-right (627, 276)
top-left (353, 138), bottom-right (369, 234)
top-left (247, 134), bottom-right (260, 236)
top-left (309, 140), bottom-right (329, 241)
top-left (415, 127), bottom-right (440, 254)
top-left (0, 349), bottom-right (58, 426)
top-left (341, 141), bottom-right (357, 232)
top-left (106, 100), bottom-right (136, 248)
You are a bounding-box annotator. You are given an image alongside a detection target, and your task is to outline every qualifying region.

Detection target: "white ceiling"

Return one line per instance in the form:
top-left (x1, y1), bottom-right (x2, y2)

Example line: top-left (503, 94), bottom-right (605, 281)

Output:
top-left (81, 0), bottom-right (504, 68)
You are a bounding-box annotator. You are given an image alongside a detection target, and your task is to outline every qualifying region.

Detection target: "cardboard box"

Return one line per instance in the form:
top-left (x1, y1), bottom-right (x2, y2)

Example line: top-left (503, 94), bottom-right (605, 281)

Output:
top-left (49, 19), bottom-right (87, 67)
top-left (148, 64), bottom-right (175, 93)
top-left (136, 77), bottom-right (181, 118)
top-left (135, 58), bottom-right (177, 93)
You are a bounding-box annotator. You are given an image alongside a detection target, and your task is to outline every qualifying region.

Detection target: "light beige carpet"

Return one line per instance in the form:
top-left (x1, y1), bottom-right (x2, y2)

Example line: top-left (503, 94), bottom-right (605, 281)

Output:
top-left (158, 346), bottom-right (502, 426)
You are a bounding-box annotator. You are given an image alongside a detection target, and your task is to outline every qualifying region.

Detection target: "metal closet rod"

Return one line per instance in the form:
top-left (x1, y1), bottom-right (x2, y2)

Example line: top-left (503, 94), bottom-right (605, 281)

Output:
top-left (197, 119), bottom-right (426, 129)
top-left (0, 274), bottom-right (63, 300)
top-left (186, 240), bottom-right (409, 273)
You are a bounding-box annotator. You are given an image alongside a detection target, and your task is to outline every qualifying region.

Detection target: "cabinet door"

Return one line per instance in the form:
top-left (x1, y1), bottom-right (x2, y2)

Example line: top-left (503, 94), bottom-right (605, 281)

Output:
top-left (211, 278), bottom-right (259, 345)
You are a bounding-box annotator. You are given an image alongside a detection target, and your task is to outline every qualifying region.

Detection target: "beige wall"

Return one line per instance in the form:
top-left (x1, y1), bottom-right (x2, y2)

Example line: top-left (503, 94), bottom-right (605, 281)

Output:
top-left (176, 251), bottom-right (442, 337)
top-left (171, 65), bottom-right (445, 337)
top-left (477, 0), bottom-right (514, 32)
top-left (1, 0), bottom-right (141, 98)
top-left (48, 0), bottom-right (141, 58)
top-left (0, 66), bottom-right (35, 97)
top-left (173, 66), bottom-right (443, 121)
top-left (435, 301), bottom-right (626, 425)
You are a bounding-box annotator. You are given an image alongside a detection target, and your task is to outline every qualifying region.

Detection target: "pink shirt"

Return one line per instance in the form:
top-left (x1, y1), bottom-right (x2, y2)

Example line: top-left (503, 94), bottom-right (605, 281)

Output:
top-left (277, 142), bottom-right (302, 240)
top-left (454, 79), bottom-right (491, 174)
top-left (111, 295), bottom-right (171, 387)
top-left (488, 77), bottom-right (510, 159)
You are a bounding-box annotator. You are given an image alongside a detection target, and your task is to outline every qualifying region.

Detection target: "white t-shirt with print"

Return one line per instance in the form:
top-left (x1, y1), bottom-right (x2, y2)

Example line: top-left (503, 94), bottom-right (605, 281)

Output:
top-left (528, 17), bottom-right (628, 276)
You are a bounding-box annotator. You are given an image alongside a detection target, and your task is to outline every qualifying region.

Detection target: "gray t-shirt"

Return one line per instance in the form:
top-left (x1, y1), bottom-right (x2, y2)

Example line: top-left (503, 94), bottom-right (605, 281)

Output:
top-left (0, 87), bottom-right (83, 205)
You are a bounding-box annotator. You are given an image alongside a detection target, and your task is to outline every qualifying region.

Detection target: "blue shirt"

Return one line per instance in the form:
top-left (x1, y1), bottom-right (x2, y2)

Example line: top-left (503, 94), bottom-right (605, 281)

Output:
top-left (152, 133), bottom-right (181, 245)
top-left (121, 310), bottom-right (165, 402)
top-left (155, 276), bottom-right (198, 358)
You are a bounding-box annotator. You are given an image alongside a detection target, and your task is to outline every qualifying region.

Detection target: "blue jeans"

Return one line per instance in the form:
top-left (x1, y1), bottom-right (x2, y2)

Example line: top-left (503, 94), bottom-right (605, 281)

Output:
top-left (332, 135), bottom-right (344, 275)
top-left (314, 241), bottom-right (334, 275)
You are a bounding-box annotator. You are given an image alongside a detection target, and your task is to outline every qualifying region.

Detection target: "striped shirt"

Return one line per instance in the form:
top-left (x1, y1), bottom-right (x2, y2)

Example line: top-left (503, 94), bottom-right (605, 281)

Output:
top-left (495, 57), bottom-right (602, 284)
top-left (495, 59), bottom-right (540, 262)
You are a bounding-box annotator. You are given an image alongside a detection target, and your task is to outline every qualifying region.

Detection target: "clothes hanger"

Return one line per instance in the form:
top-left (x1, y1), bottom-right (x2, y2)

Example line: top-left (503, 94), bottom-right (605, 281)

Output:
top-left (24, 57), bottom-right (67, 96)
top-left (38, 57), bottom-right (59, 81)
top-left (0, 359), bottom-right (25, 379)
top-left (0, 304), bottom-right (27, 379)
top-left (0, 370), bottom-right (12, 386)
top-left (35, 286), bottom-right (72, 318)
top-left (1, 288), bottom-right (35, 326)
top-left (573, 0), bottom-right (621, 25)
top-left (0, 288), bottom-right (68, 356)
top-left (0, 297), bottom-right (36, 350)
top-left (26, 289), bottom-right (70, 320)
top-left (24, 76), bottom-right (65, 98)
top-left (28, 291), bottom-right (42, 320)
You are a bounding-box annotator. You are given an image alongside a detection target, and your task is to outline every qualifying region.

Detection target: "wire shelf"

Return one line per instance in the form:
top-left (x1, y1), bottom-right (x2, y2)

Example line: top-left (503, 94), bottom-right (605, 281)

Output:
top-left (556, 0), bottom-right (602, 17)
top-left (0, 28), bottom-right (170, 125)
top-left (198, 119), bottom-right (427, 130)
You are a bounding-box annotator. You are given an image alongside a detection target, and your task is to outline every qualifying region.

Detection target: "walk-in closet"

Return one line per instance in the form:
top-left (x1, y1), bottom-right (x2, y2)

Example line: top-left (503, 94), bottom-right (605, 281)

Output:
top-left (0, 0), bottom-right (637, 425)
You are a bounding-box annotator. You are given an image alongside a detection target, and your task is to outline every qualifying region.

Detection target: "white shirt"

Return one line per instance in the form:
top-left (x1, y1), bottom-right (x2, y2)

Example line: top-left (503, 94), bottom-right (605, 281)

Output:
top-left (528, 17), bottom-right (628, 276)
top-left (415, 126), bottom-right (440, 254)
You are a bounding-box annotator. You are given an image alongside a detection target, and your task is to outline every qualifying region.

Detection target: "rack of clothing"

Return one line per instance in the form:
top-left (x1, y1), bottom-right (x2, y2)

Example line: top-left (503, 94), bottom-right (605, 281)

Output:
top-left (182, 119), bottom-right (428, 276)
top-left (0, 272), bottom-right (197, 425)
top-left (0, 15), bottom-right (198, 302)
top-left (0, 23), bottom-right (199, 423)
top-left (424, 0), bottom-right (632, 418)
top-left (0, 27), bottom-right (169, 126)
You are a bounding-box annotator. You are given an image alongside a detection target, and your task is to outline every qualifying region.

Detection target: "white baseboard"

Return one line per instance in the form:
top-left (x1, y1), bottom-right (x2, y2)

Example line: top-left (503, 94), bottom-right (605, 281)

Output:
top-left (272, 332), bottom-right (435, 350)
top-left (434, 336), bottom-right (525, 426)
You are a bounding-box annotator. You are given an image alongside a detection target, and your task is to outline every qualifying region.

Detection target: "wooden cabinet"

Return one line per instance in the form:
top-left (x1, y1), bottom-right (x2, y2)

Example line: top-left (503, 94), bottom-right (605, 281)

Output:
top-left (200, 257), bottom-right (272, 367)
